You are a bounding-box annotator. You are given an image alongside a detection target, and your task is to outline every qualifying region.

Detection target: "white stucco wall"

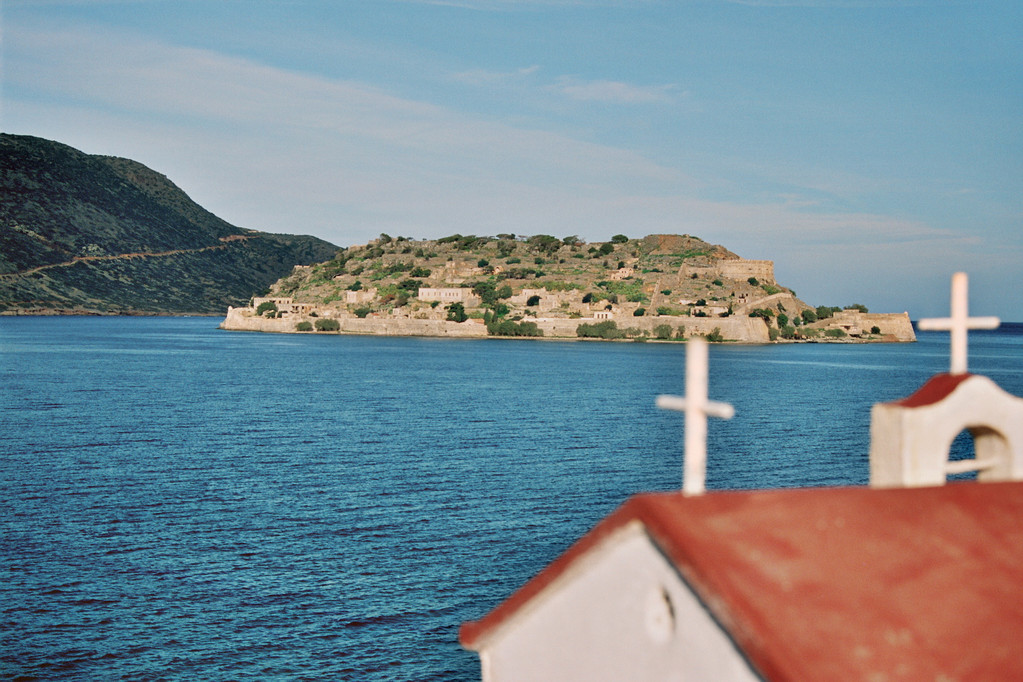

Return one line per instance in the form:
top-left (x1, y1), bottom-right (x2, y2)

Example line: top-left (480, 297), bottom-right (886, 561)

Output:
top-left (477, 523), bottom-right (762, 682)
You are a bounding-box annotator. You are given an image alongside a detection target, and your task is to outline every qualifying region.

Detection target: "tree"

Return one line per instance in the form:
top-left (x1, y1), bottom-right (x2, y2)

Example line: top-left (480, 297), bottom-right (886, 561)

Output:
top-left (446, 302), bottom-right (467, 322)
top-left (576, 320), bottom-right (624, 339)
top-left (354, 307), bottom-right (372, 318)
top-left (705, 327), bottom-right (724, 343)
top-left (747, 277), bottom-right (759, 286)
top-left (871, 325), bottom-right (882, 335)
top-left (611, 234), bottom-right (629, 244)
top-left (477, 259), bottom-right (489, 267)
top-left (526, 295), bottom-right (541, 307)
top-left (816, 305), bottom-right (841, 320)
top-left (315, 318), bottom-right (340, 331)
top-left (296, 321), bottom-right (313, 332)
top-left (633, 308), bottom-right (646, 316)
top-left (653, 324), bottom-right (673, 339)
top-left (256, 301), bottom-right (278, 317)
top-left (801, 309), bottom-right (817, 324)
top-left (597, 243), bottom-right (614, 256)
top-left (472, 281), bottom-right (498, 306)
top-left (527, 234), bottom-right (562, 255)
top-left (847, 303), bottom-right (869, 313)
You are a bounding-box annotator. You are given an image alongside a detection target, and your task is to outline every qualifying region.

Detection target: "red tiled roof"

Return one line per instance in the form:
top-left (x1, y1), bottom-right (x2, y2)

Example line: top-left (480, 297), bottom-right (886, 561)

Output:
top-left (460, 482), bottom-right (1023, 680)
top-left (891, 372), bottom-right (974, 407)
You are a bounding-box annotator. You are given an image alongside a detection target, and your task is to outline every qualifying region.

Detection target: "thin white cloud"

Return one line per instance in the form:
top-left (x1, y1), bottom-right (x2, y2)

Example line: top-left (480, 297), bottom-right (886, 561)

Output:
top-left (549, 77), bottom-right (678, 104)
top-left (451, 65), bottom-right (540, 86)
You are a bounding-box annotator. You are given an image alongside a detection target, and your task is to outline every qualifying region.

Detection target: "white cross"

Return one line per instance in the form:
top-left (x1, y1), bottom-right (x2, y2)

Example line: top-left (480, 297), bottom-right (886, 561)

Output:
top-left (656, 337), bottom-right (735, 495)
top-left (917, 272), bottom-right (999, 374)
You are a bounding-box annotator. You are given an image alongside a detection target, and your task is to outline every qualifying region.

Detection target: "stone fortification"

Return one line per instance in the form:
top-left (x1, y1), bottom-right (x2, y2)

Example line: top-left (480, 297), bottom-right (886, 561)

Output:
top-left (223, 233), bottom-right (915, 344)
top-left (530, 315), bottom-right (771, 343)
top-left (807, 310), bottom-right (916, 342)
top-left (718, 259), bottom-right (775, 283)
top-left (220, 306), bottom-right (487, 337)
top-left (680, 259), bottom-right (775, 284)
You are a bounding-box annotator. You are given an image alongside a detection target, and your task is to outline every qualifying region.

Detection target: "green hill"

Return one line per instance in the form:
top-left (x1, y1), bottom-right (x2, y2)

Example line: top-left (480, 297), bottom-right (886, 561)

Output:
top-left (0, 134), bottom-right (338, 314)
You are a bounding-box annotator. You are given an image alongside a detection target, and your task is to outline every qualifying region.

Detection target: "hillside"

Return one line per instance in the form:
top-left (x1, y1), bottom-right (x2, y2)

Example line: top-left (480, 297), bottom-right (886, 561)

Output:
top-left (226, 232), bottom-right (915, 342)
top-left (0, 134), bottom-right (338, 314)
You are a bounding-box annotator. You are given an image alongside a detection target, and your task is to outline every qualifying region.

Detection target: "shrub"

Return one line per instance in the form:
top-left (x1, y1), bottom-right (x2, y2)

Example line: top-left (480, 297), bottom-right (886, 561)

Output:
top-left (747, 277), bottom-right (759, 286)
top-left (526, 295), bottom-right (541, 307)
top-left (654, 324), bottom-right (673, 339)
top-left (816, 305), bottom-right (842, 320)
top-left (477, 259), bottom-right (489, 267)
top-left (576, 320), bottom-right (624, 339)
top-left (597, 243), bottom-right (614, 256)
top-left (780, 325), bottom-right (797, 339)
top-left (633, 308), bottom-right (646, 316)
top-left (354, 307), bottom-right (372, 318)
top-left (315, 318), bottom-right (340, 332)
top-left (446, 302), bottom-right (468, 322)
top-left (825, 328), bottom-right (847, 338)
top-left (661, 289), bottom-right (672, 295)
top-left (847, 303), bottom-right (869, 313)
top-left (871, 325), bottom-right (882, 335)
top-left (657, 306), bottom-right (682, 316)
top-left (256, 301), bottom-right (278, 316)
top-left (296, 321), bottom-right (313, 332)
top-left (712, 279), bottom-right (723, 286)
top-left (705, 327), bottom-right (724, 343)
top-left (488, 320), bottom-right (543, 337)
top-left (801, 309), bottom-right (817, 324)
top-left (611, 234), bottom-right (629, 244)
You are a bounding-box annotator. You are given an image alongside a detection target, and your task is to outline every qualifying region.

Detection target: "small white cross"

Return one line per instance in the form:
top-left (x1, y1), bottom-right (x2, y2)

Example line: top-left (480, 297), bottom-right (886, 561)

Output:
top-left (917, 272), bottom-right (999, 374)
top-left (656, 337), bottom-right (735, 495)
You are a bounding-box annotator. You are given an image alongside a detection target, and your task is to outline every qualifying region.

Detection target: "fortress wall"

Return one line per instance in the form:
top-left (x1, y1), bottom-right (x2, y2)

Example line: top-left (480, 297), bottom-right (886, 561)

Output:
top-left (337, 318), bottom-right (487, 337)
top-left (731, 292), bottom-right (806, 317)
top-left (533, 315), bottom-right (770, 343)
top-left (220, 308), bottom-right (488, 337)
top-left (813, 311), bottom-right (916, 342)
top-left (717, 259), bottom-right (775, 283)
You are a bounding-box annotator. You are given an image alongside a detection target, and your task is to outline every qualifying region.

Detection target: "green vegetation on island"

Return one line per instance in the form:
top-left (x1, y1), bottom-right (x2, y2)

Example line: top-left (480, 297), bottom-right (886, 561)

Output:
top-left (232, 232), bottom-right (914, 343)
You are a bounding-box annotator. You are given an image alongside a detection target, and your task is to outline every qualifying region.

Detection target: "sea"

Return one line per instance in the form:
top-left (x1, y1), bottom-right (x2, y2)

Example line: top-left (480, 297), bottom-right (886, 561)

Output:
top-left (2, 317), bottom-right (1022, 681)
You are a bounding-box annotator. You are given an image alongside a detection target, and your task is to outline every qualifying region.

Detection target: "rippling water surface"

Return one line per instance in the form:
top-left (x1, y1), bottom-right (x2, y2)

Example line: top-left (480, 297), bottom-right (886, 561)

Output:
top-left (3, 317), bottom-right (1021, 680)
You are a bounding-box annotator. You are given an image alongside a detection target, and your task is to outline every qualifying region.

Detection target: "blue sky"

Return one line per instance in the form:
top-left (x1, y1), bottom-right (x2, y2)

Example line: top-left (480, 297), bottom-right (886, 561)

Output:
top-left (3, 0), bottom-right (1021, 319)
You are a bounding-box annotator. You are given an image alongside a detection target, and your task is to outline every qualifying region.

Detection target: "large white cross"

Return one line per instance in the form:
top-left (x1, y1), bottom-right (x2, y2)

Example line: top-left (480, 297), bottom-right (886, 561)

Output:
top-left (917, 272), bottom-right (999, 375)
top-left (656, 337), bottom-right (735, 495)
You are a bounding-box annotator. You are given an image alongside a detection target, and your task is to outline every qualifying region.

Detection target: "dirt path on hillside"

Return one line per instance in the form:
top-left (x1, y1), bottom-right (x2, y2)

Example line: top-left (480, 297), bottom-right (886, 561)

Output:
top-left (1, 235), bottom-right (254, 279)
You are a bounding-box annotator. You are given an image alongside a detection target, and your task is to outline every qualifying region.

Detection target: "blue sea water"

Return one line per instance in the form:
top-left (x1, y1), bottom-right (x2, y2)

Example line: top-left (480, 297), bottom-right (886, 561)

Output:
top-left (2, 317), bottom-right (1022, 680)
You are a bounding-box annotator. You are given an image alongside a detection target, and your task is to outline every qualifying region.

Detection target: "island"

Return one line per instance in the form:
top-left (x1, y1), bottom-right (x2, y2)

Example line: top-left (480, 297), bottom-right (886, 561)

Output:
top-left (220, 233), bottom-right (915, 343)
